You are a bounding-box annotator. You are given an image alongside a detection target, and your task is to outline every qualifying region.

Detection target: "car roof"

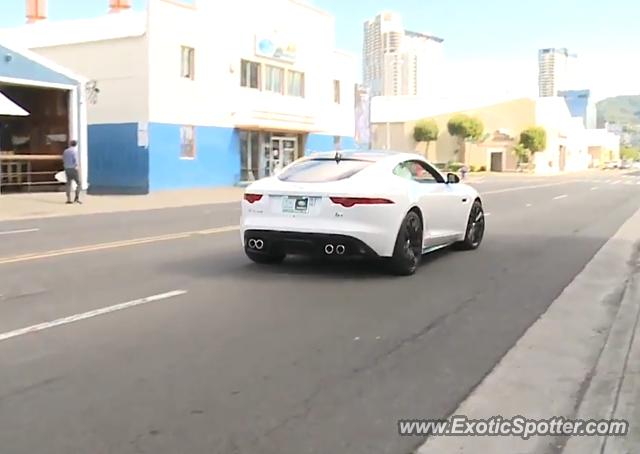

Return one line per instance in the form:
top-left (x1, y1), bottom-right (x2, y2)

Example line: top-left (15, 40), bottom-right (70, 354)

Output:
top-left (307, 149), bottom-right (423, 163)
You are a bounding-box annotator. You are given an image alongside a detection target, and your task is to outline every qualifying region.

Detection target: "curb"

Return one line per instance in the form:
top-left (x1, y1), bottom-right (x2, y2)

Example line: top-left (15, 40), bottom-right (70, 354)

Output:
top-left (561, 255), bottom-right (640, 454)
top-left (417, 206), bottom-right (640, 454)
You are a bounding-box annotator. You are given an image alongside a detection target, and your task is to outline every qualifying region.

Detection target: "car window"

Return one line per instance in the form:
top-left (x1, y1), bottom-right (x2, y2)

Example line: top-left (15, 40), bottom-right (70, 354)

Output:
top-left (278, 159), bottom-right (373, 182)
top-left (393, 160), bottom-right (443, 183)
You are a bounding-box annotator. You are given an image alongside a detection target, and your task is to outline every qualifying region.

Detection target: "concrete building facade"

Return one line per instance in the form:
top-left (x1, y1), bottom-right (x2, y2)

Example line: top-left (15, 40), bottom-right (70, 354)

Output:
top-left (369, 96), bottom-right (597, 174)
top-left (363, 12), bottom-right (443, 98)
top-left (538, 48), bottom-right (577, 97)
top-left (1, 0), bottom-right (357, 193)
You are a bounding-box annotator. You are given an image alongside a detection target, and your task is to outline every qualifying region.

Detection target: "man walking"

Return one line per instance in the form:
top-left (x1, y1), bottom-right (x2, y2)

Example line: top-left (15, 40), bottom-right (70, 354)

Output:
top-left (63, 140), bottom-right (82, 204)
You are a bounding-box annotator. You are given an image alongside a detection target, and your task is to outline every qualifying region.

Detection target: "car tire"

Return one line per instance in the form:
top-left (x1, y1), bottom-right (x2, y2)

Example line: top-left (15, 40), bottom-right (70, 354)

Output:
top-left (245, 249), bottom-right (286, 264)
top-left (455, 199), bottom-right (485, 250)
top-left (388, 211), bottom-right (423, 276)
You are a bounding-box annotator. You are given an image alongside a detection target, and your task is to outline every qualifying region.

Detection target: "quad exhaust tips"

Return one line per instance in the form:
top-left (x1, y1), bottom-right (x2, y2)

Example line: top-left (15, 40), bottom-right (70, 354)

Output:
top-left (324, 244), bottom-right (335, 255)
top-left (336, 244), bottom-right (346, 255)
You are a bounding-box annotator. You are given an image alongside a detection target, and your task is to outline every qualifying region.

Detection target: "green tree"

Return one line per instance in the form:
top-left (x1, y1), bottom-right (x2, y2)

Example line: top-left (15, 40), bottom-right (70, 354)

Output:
top-left (413, 119), bottom-right (439, 158)
top-left (447, 114), bottom-right (484, 160)
top-left (621, 146), bottom-right (640, 161)
top-left (513, 144), bottom-right (530, 165)
top-left (519, 127), bottom-right (547, 154)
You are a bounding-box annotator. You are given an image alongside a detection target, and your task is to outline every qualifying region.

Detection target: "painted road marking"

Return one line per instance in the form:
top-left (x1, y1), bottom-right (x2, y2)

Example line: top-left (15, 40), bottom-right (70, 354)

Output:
top-left (0, 290), bottom-right (187, 343)
top-left (526, 204), bottom-right (533, 207)
top-left (484, 212), bottom-right (492, 217)
top-left (612, 180), bottom-right (621, 185)
top-left (591, 187), bottom-right (599, 191)
top-left (482, 182), bottom-right (577, 195)
top-left (0, 228), bottom-right (40, 236)
top-left (0, 225), bottom-right (239, 265)
top-left (553, 195), bottom-right (568, 200)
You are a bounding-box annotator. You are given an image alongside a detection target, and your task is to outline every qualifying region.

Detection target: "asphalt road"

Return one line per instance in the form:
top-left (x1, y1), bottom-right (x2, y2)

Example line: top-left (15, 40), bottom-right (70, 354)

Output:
top-left (1, 170), bottom-right (640, 454)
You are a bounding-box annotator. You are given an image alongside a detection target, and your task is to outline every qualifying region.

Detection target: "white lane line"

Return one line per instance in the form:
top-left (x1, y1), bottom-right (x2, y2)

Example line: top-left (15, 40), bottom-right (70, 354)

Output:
top-left (612, 180), bottom-right (621, 185)
top-left (526, 203), bottom-right (533, 207)
top-left (482, 182), bottom-right (576, 195)
top-left (591, 187), bottom-right (599, 191)
top-left (0, 228), bottom-right (40, 236)
top-left (484, 212), bottom-right (492, 217)
top-left (0, 290), bottom-right (187, 343)
top-left (553, 195), bottom-right (568, 200)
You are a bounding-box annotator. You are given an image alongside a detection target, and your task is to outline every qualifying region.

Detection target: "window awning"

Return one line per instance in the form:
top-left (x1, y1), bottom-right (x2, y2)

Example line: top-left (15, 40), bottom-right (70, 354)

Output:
top-left (0, 91), bottom-right (29, 117)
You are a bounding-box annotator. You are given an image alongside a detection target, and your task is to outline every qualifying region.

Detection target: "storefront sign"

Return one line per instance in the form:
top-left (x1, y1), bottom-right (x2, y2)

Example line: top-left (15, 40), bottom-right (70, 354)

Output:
top-left (255, 32), bottom-right (297, 63)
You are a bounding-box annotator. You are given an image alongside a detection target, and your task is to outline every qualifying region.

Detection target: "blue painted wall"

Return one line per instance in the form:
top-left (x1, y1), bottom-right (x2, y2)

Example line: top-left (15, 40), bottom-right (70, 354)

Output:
top-left (0, 44), bottom-right (77, 85)
top-left (305, 134), bottom-right (357, 155)
top-left (88, 123), bottom-right (149, 194)
top-left (148, 123), bottom-right (240, 191)
top-left (86, 126), bottom-right (357, 192)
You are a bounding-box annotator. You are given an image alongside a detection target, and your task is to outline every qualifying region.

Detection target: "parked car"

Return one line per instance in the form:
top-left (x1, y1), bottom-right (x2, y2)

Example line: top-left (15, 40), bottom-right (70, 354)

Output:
top-left (603, 160), bottom-right (620, 170)
top-left (620, 160), bottom-right (632, 169)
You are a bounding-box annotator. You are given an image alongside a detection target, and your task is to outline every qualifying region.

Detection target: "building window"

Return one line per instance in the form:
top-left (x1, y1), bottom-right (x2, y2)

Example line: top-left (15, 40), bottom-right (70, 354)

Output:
top-left (265, 65), bottom-right (285, 94)
top-left (180, 126), bottom-right (196, 159)
top-left (241, 60), bottom-right (261, 89)
top-left (181, 46), bottom-right (195, 80)
top-left (287, 70), bottom-right (305, 97)
top-left (333, 80), bottom-right (341, 104)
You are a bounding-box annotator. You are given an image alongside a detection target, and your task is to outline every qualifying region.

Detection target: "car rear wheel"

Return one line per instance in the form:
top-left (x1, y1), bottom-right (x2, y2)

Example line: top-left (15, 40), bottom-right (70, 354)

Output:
top-left (388, 211), bottom-right (423, 276)
top-left (455, 200), bottom-right (485, 250)
top-left (245, 249), bottom-right (286, 264)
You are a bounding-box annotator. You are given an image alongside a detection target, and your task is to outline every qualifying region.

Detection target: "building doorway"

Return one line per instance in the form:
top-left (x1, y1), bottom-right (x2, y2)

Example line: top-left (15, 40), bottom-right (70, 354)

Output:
top-left (490, 151), bottom-right (504, 172)
top-left (266, 136), bottom-right (298, 177)
top-left (240, 130), bottom-right (303, 182)
top-left (559, 145), bottom-right (566, 171)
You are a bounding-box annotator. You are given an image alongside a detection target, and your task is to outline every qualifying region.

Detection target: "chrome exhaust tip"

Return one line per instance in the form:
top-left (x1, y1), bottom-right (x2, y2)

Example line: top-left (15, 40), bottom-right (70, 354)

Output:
top-left (255, 239), bottom-right (264, 250)
top-left (336, 244), bottom-right (346, 255)
top-left (324, 244), bottom-right (335, 255)
top-left (248, 239), bottom-right (257, 249)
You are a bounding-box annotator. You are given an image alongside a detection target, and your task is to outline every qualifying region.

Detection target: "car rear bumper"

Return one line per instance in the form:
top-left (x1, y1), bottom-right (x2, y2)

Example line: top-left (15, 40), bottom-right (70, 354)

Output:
top-left (243, 229), bottom-right (381, 258)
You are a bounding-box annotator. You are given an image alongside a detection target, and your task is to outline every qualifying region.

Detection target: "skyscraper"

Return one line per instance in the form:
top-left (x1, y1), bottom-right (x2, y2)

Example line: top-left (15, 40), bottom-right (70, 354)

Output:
top-left (538, 48), bottom-right (577, 97)
top-left (363, 12), bottom-right (443, 97)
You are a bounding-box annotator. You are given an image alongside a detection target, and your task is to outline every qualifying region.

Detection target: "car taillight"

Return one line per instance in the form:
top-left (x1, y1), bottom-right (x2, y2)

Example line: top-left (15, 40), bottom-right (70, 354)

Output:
top-left (244, 193), bottom-right (263, 203)
top-left (330, 197), bottom-right (394, 208)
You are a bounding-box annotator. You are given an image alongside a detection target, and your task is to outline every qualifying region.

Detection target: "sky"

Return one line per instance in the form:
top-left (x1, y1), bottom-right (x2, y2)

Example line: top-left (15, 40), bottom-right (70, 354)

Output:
top-left (1, 0), bottom-right (638, 101)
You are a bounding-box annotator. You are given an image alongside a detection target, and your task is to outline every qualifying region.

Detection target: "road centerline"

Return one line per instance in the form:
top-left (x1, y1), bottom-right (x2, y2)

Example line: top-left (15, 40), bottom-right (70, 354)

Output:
top-left (0, 225), bottom-right (240, 265)
top-left (0, 290), bottom-right (188, 343)
top-left (0, 228), bottom-right (40, 236)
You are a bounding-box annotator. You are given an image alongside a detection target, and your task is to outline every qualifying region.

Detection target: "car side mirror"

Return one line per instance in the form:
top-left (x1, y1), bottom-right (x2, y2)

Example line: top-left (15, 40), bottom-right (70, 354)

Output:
top-left (447, 173), bottom-right (460, 184)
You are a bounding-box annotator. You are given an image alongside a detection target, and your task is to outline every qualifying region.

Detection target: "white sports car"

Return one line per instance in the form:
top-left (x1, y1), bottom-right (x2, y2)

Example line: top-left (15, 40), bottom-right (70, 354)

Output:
top-left (240, 150), bottom-right (485, 275)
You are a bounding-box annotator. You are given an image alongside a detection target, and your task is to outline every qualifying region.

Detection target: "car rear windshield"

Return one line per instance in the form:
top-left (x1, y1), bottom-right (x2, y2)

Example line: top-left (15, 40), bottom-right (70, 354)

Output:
top-left (277, 159), bottom-right (373, 183)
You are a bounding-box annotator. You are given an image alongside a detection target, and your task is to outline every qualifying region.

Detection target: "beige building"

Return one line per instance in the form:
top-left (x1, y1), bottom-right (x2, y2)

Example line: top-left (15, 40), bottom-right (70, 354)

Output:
top-left (371, 96), bottom-right (596, 174)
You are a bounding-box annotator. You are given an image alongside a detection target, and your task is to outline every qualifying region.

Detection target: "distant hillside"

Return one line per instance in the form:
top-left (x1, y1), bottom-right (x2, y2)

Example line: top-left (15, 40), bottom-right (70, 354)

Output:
top-left (597, 95), bottom-right (640, 126)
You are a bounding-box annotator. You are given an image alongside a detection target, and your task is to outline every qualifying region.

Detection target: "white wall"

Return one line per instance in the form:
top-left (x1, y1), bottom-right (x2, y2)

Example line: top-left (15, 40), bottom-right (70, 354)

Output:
top-left (146, 0), bottom-right (355, 136)
top-left (35, 37), bottom-right (149, 124)
top-left (535, 97), bottom-right (589, 173)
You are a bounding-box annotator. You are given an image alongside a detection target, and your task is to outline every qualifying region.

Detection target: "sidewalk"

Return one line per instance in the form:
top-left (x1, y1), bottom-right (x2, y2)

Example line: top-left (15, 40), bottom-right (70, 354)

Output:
top-left (562, 251), bottom-right (640, 454)
top-left (0, 187), bottom-right (244, 222)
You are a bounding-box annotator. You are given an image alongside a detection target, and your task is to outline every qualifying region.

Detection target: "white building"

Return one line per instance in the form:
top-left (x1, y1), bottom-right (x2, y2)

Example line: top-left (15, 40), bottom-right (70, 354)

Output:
top-left (538, 48), bottom-right (578, 97)
top-left (0, 0), bottom-right (356, 193)
top-left (363, 12), bottom-right (443, 98)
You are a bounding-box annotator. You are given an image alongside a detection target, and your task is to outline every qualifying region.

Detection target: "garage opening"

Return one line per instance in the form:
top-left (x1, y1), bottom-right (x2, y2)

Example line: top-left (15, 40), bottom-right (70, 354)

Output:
top-left (0, 83), bottom-right (69, 193)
